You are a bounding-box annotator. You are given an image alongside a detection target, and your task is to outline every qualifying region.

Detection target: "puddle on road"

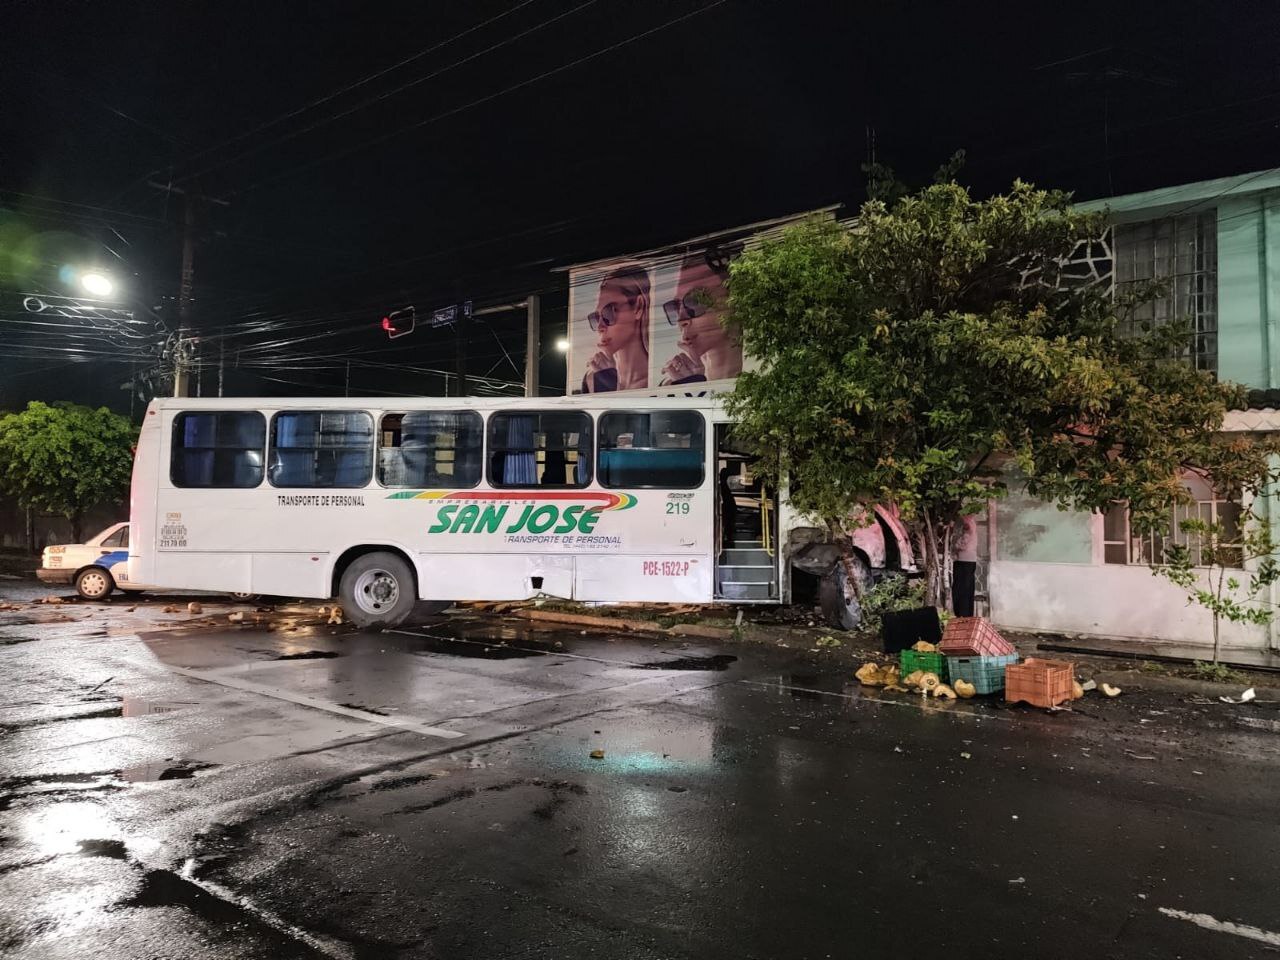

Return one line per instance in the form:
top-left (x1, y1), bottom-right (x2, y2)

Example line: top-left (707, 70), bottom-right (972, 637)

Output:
top-left (337, 702), bottom-right (389, 716)
top-left (77, 837), bottom-right (128, 859)
top-left (783, 674), bottom-right (824, 699)
top-left (634, 654), bottom-right (738, 671)
top-left (119, 760), bottom-right (219, 782)
top-left (273, 650), bottom-right (342, 660)
top-left (409, 634), bottom-right (547, 660)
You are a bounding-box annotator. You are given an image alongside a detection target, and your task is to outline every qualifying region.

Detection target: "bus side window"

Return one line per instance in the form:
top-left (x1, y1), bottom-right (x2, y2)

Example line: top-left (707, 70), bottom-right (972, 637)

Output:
top-left (598, 411), bottom-right (704, 489)
top-left (378, 411), bottom-right (482, 488)
top-left (487, 411), bottom-right (592, 489)
top-left (171, 412), bottom-right (266, 488)
top-left (269, 411), bottom-right (373, 488)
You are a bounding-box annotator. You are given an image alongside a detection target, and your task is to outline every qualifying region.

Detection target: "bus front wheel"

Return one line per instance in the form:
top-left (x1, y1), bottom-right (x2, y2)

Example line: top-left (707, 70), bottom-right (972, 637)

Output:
top-left (339, 552), bottom-right (416, 629)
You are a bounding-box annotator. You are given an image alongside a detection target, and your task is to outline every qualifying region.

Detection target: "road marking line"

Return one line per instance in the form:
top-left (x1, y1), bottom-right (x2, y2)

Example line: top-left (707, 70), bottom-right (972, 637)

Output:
top-left (1158, 908), bottom-right (1280, 946)
top-left (168, 666), bottom-right (464, 739)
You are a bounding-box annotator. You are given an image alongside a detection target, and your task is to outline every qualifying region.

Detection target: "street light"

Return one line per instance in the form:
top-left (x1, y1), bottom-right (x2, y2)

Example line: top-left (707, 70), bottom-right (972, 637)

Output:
top-left (554, 337), bottom-right (570, 352)
top-left (79, 271), bottom-right (115, 297)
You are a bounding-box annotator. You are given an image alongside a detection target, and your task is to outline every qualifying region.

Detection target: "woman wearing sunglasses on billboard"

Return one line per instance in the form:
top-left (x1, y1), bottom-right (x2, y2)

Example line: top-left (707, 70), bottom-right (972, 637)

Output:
top-left (658, 252), bottom-right (743, 386)
top-left (581, 264), bottom-right (651, 393)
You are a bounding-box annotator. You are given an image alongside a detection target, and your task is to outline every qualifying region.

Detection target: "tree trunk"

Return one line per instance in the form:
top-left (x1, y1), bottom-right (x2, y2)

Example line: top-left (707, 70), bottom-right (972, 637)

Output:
top-left (25, 506), bottom-right (35, 555)
top-left (1213, 564), bottom-right (1224, 665)
top-left (71, 508), bottom-right (83, 544)
top-left (913, 510), bottom-right (953, 613)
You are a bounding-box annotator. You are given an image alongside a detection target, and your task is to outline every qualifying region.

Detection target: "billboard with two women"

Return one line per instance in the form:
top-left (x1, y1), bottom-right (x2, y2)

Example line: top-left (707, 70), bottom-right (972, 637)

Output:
top-left (567, 246), bottom-right (746, 395)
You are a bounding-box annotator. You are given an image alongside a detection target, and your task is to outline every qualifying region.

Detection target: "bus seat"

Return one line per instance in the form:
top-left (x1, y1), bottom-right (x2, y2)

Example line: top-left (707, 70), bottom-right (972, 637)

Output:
top-left (598, 448), bottom-right (702, 487)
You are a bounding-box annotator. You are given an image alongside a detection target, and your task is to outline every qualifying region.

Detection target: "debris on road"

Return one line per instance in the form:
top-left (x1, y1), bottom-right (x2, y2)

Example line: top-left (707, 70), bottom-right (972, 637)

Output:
top-left (953, 679), bottom-right (976, 698)
top-left (1081, 679), bottom-right (1097, 692)
top-left (960, 751), bottom-right (972, 759)
top-left (327, 606), bottom-right (344, 625)
top-left (1125, 750), bottom-right (1158, 761)
top-left (1101, 683), bottom-right (1123, 698)
top-left (1219, 688), bottom-right (1256, 704)
top-left (187, 601), bottom-right (203, 615)
top-left (589, 749), bottom-right (605, 760)
top-left (855, 662), bottom-right (883, 686)
top-left (163, 605), bottom-right (178, 613)
top-left (1072, 681), bottom-right (1085, 700)
top-left (933, 683), bottom-right (957, 700)
top-left (228, 611), bottom-right (245, 623)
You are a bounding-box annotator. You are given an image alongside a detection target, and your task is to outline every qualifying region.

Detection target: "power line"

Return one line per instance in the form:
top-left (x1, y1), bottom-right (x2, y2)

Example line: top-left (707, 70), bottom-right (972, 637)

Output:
top-left (236, 0), bottom-right (731, 196)
top-left (179, 0), bottom-right (598, 184)
top-left (151, 0), bottom-right (543, 181)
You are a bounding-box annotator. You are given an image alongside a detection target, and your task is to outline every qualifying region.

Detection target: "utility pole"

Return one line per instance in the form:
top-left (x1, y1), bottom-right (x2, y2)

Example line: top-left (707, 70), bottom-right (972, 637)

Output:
top-left (174, 194), bottom-right (196, 397)
top-left (524, 293), bottom-right (540, 398)
top-left (147, 180), bottom-right (228, 397)
top-left (217, 340), bottom-right (225, 397)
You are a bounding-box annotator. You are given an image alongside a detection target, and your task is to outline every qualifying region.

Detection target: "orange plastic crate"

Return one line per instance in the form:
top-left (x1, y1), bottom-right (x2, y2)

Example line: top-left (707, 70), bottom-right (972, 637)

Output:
top-left (940, 617), bottom-right (1016, 657)
top-left (1004, 658), bottom-right (1075, 708)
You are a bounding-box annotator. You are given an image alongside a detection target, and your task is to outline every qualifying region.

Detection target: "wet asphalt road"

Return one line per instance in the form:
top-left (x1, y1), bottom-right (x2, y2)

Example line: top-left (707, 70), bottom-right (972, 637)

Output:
top-left (1, 580), bottom-right (1279, 959)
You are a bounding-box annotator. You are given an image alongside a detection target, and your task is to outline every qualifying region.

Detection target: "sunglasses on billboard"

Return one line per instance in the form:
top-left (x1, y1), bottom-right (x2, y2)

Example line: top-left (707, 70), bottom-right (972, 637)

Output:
top-left (663, 287), bottom-right (714, 326)
top-left (587, 301), bottom-right (626, 331)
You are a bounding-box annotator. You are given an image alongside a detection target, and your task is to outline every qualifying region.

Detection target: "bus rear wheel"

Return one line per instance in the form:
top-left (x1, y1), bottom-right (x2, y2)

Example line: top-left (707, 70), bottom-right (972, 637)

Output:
top-left (339, 552), bottom-right (416, 629)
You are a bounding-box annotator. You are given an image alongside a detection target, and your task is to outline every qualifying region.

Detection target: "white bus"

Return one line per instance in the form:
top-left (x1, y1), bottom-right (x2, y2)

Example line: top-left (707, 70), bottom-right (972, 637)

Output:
top-left (129, 395), bottom-right (911, 627)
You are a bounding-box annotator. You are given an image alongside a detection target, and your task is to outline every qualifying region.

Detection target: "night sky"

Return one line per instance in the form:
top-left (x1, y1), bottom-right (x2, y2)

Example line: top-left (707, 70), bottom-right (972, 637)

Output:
top-left (4, 0), bottom-right (1279, 413)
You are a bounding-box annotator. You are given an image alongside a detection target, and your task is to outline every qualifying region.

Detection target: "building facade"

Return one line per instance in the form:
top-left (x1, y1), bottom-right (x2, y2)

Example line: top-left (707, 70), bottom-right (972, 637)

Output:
top-left (987, 169), bottom-right (1280, 663)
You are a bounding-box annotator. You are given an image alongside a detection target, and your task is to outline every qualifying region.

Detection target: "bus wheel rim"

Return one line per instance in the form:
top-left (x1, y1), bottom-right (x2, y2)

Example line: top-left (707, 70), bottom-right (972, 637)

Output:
top-left (354, 569), bottom-right (399, 614)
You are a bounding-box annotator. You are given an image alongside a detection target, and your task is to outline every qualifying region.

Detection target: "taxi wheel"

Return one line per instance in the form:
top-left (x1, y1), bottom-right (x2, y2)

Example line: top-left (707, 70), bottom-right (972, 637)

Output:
top-left (75, 567), bottom-right (116, 601)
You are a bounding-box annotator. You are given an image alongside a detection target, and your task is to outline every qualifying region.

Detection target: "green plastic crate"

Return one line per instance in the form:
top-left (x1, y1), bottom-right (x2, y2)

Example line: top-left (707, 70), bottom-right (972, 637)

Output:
top-left (899, 649), bottom-right (948, 682)
top-left (946, 653), bottom-right (1019, 694)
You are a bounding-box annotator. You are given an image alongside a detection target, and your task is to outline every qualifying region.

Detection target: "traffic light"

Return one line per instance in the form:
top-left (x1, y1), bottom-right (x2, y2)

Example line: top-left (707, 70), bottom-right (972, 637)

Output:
top-left (381, 306), bottom-right (415, 339)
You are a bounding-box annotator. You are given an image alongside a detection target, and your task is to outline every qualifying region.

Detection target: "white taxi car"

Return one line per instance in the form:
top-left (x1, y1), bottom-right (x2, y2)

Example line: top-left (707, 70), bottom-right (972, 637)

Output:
top-left (38, 521), bottom-right (142, 600)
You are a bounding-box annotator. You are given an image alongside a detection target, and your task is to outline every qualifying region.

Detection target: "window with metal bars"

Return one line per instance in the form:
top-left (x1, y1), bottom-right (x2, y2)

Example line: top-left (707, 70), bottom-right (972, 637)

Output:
top-left (1103, 475), bottom-right (1243, 569)
top-left (1112, 212), bottom-right (1218, 374)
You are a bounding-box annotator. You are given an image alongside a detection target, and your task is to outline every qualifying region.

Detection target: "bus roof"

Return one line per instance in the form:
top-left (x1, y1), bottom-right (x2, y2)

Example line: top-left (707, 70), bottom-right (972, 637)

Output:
top-left (146, 393), bottom-right (728, 414)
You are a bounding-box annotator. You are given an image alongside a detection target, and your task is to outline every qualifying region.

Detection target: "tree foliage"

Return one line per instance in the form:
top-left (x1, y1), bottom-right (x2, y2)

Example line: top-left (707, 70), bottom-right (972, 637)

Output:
top-left (0, 401), bottom-right (135, 540)
top-left (725, 180), bottom-right (1276, 609)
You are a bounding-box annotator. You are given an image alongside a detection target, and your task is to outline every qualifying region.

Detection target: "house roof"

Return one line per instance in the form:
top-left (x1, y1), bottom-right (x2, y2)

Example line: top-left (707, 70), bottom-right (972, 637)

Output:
top-left (1075, 167), bottom-right (1280, 222)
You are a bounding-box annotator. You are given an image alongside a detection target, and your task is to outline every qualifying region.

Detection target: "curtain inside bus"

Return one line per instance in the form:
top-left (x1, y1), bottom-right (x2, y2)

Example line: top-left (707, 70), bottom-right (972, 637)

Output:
top-left (503, 416), bottom-right (537, 485)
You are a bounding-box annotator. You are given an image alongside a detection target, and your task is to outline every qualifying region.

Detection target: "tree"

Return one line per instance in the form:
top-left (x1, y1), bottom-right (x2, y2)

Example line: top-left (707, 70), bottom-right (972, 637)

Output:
top-left (0, 401), bottom-right (135, 543)
top-left (724, 180), bottom-right (1275, 613)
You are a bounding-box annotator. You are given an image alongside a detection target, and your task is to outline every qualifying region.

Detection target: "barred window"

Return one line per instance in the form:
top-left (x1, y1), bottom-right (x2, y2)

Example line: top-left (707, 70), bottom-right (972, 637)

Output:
top-left (1113, 212), bottom-right (1218, 374)
top-left (1103, 474), bottom-right (1242, 568)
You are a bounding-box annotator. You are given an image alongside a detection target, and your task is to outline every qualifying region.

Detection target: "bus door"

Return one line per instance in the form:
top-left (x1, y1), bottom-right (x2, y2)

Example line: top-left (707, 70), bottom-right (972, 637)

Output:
top-left (713, 425), bottom-right (779, 601)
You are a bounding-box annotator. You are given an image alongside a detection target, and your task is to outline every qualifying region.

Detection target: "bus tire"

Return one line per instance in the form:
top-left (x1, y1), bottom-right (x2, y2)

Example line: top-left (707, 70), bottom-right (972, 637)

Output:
top-left (339, 552), bottom-right (416, 629)
top-left (75, 566), bottom-right (116, 601)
